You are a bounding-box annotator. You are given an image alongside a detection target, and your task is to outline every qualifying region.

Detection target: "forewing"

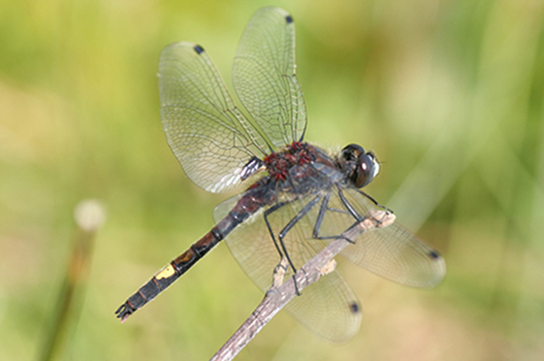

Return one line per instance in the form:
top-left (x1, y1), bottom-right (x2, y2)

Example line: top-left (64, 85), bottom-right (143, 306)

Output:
top-left (213, 191), bottom-right (362, 342)
top-left (159, 42), bottom-right (268, 193)
top-left (233, 7), bottom-right (307, 149)
top-left (319, 186), bottom-right (447, 288)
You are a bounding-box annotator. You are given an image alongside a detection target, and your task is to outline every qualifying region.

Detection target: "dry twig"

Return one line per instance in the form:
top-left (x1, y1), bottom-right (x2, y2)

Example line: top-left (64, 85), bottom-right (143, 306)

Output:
top-left (210, 210), bottom-right (395, 361)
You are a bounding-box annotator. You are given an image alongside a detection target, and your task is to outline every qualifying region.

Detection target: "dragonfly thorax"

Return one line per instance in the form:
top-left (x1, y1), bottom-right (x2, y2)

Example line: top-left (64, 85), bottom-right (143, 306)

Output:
top-left (264, 142), bottom-right (315, 181)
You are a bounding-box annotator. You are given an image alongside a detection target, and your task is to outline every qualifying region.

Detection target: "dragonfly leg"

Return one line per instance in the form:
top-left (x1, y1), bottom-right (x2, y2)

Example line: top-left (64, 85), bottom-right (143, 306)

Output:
top-left (264, 201), bottom-right (300, 292)
top-left (336, 186), bottom-right (364, 222)
top-left (312, 193), bottom-right (353, 243)
top-left (264, 201), bottom-right (290, 258)
top-left (277, 195), bottom-right (322, 294)
top-left (354, 188), bottom-right (393, 213)
top-left (312, 188), bottom-right (363, 243)
top-left (341, 188), bottom-right (394, 227)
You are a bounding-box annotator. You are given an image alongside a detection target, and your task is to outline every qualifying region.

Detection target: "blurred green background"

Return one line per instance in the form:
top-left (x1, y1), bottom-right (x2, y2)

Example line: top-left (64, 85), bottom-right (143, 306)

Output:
top-left (1, 0), bottom-right (543, 360)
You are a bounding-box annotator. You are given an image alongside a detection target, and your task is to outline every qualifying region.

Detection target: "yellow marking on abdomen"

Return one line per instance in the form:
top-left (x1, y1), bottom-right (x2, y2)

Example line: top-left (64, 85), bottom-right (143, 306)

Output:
top-left (155, 265), bottom-right (175, 279)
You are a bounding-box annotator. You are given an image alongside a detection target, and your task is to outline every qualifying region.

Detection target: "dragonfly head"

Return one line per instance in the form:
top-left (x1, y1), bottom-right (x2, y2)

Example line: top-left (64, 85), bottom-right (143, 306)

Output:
top-left (337, 144), bottom-right (380, 188)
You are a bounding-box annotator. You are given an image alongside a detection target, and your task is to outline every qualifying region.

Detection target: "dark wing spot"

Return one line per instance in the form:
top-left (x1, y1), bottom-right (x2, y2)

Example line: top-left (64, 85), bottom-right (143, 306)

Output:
top-left (349, 301), bottom-right (360, 314)
top-left (429, 250), bottom-right (440, 260)
top-left (285, 15), bottom-right (293, 24)
top-left (193, 45), bottom-right (204, 54)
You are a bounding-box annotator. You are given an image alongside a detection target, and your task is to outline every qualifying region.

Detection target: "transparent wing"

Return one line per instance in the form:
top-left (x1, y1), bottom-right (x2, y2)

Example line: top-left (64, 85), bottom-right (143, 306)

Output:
top-left (302, 182), bottom-right (447, 288)
top-left (212, 166), bottom-right (445, 340)
top-left (213, 190), bottom-right (362, 342)
top-left (159, 42), bottom-right (269, 193)
top-left (233, 7), bottom-right (307, 149)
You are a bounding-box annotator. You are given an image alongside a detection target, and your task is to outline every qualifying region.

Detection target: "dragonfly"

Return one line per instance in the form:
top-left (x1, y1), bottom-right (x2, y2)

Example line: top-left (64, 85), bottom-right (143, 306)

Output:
top-left (115, 6), bottom-right (446, 342)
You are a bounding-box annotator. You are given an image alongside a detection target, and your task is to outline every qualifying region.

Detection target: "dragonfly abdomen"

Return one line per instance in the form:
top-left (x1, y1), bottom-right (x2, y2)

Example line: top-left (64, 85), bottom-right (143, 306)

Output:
top-left (115, 186), bottom-right (273, 322)
top-left (115, 228), bottom-right (223, 322)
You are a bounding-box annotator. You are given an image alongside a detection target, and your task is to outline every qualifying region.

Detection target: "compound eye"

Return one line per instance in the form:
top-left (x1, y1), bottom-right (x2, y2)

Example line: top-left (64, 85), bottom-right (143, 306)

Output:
top-left (354, 152), bottom-right (379, 188)
top-left (340, 144), bottom-right (365, 162)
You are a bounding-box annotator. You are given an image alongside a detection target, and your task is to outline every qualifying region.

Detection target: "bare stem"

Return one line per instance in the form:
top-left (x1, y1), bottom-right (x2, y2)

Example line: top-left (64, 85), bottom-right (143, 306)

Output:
top-left (39, 200), bottom-right (105, 361)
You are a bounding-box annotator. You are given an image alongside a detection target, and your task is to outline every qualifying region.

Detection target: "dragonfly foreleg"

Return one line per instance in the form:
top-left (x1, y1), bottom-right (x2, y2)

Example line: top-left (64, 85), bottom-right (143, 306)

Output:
top-left (311, 189), bottom-right (361, 244)
top-left (336, 186), bottom-right (363, 222)
top-left (313, 193), bottom-right (352, 243)
top-left (354, 188), bottom-right (393, 213)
